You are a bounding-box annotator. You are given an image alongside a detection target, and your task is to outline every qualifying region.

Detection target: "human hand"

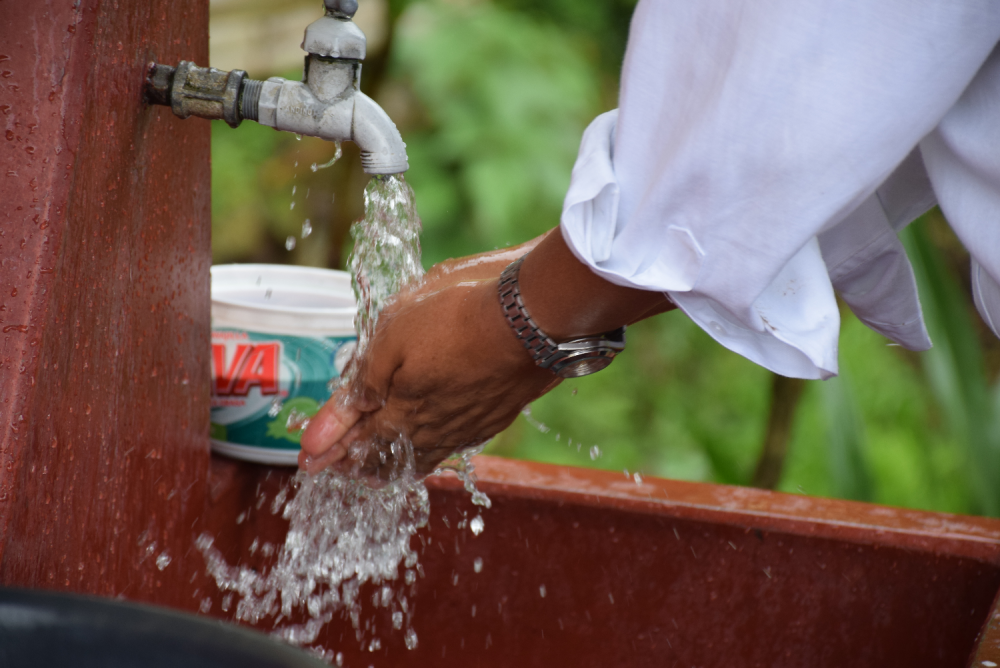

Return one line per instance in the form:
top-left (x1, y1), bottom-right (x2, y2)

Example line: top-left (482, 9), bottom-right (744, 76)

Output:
top-left (299, 253), bottom-right (558, 477)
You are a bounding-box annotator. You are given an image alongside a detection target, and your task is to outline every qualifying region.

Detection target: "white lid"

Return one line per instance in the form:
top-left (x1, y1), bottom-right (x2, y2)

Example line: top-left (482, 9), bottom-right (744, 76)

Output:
top-left (211, 264), bottom-right (357, 336)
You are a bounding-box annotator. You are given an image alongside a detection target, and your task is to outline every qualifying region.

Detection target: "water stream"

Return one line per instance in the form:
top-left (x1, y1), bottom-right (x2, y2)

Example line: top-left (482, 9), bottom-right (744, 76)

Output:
top-left (198, 175), bottom-right (490, 660)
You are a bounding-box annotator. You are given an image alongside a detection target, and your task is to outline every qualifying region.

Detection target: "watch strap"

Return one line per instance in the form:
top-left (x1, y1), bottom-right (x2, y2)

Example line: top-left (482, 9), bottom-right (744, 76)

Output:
top-left (498, 254), bottom-right (625, 375)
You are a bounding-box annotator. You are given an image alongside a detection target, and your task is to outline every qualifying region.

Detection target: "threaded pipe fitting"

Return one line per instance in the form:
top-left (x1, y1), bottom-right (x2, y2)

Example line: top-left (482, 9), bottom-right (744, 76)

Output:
top-left (240, 79), bottom-right (264, 122)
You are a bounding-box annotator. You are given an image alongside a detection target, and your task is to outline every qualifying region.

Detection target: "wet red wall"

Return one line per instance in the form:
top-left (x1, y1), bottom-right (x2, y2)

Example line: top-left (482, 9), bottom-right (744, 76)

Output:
top-left (0, 0), bottom-right (213, 608)
top-left (202, 456), bottom-right (1000, 668)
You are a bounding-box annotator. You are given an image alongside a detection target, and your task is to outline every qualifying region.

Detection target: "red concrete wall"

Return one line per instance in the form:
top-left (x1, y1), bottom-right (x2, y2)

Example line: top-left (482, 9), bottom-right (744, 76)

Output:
top-left (0, 0), bottom-right (212, 609)
top-left (202, 456), bottom-right (1000, 668)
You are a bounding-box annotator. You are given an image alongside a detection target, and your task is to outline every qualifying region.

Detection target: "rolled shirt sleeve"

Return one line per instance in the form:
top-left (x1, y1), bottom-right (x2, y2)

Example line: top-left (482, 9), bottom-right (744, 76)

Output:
top-left (560, 0), bottom-right (1000, 378)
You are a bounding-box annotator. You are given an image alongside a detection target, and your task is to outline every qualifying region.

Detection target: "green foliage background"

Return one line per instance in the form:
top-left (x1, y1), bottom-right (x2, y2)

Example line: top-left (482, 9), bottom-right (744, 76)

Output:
top-left (211, 0), bottom-right (1000, 516)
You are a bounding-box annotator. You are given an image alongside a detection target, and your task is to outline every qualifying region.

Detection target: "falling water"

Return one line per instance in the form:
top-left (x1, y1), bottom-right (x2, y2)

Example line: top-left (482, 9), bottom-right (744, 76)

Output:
top-left (198, 175), bottom-right (490, 658)
top-left (348, 175), bottom-right (424, 356)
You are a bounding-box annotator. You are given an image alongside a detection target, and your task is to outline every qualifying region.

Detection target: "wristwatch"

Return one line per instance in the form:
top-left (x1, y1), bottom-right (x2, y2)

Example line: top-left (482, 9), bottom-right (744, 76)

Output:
top-left (498, 254), bottom-right (626, 378)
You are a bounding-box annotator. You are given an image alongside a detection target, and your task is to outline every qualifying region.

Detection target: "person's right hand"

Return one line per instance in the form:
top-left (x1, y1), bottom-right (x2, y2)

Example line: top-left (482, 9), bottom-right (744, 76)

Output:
top-left (299, 235), bottom-right (558, 478)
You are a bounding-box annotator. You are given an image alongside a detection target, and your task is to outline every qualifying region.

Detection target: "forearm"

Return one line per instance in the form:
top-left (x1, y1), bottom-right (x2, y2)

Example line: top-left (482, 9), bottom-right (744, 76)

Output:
top-left (517, 228), bottom-right (674, 341)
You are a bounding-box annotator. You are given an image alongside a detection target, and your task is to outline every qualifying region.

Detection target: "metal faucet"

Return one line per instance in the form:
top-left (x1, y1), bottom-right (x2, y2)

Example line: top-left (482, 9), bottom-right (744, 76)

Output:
top-left (145, 0), bottom-right (408, 175)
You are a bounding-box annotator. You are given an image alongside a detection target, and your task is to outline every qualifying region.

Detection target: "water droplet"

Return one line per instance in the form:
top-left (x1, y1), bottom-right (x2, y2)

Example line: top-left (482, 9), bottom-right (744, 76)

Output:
top-left (539, 585), bottom-right (546, 598)
top-left (285, 236), bottom-right (296, 251)
top-left (470, 515), bottom-right (484, 536)
top-left (291, 185), bottom-right (296, 196)
top-left (589, 445), bottom-right (601, 460)
top-left (633, 472), bottom-right (643, 485)
top-left (267, 397), bottom-right (283, 418)
top-left (285, 408), bottom-right (310, 433)
top-left (473, 557), bottom-right (483, 573)
top-left (199, 597), bottom-right (211, 613)
top-left (310, 142), bottom-right (343, 172)
top-left (335, 652), bottom-right (344, 667)
top-left (404, 628), bottom-right (418, 650)
top-left (392, 611), bottom-right (403, 629)
top-left (301, 219), bottom-right (312, 238)
top-left (367, 638), bottom-right (381, 652)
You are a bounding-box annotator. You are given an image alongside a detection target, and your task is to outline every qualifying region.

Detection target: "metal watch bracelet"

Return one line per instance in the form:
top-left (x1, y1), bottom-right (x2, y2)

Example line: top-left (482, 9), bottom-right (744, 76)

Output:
top-left (497, 254), bottom-right (626, 378)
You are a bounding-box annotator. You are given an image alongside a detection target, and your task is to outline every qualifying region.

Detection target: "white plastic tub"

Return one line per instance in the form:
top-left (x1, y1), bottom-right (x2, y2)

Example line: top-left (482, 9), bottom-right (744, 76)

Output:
top-left (210, 264), bottom-right (357, 465)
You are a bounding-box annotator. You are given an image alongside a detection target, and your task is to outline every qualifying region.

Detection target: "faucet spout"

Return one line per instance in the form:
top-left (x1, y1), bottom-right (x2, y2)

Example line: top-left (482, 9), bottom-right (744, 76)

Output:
top-left (352, 93), bottom-right (409, 174)
top-left (143, 0), bottom-right (408, 175)
top-left (244, 77), bottom-right (407, 175)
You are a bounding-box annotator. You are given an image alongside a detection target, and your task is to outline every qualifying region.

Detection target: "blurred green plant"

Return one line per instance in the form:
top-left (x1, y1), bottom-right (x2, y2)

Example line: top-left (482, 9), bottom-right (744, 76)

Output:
top-left (902, 217), bottom-right (1000, 516)
top-left (392, 0), bottom-right (603, 265)
top-left (818, 373), bottom-right (874, 502)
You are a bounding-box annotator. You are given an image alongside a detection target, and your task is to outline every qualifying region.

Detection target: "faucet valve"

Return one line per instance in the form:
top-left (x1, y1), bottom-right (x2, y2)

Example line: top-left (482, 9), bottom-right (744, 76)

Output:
top-left (324, 0), bottom-right (358, 19)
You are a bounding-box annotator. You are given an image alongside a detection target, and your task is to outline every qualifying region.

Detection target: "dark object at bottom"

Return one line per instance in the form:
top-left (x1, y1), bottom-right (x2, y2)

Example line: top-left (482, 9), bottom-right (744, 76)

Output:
top-left (0, 588), bottom-right (328, 668)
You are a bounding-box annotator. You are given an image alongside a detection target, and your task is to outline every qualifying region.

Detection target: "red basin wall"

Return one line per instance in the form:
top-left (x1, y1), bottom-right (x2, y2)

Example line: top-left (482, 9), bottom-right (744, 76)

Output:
top-left (203, 456), bottom-right (1000, 668)
top-left (0, 0), bottom-right (214, 608)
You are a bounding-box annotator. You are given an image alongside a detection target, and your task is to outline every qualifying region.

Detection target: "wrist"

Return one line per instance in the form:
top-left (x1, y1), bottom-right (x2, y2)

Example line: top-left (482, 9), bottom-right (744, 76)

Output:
top-left (498, 253), bottom-right (627, 378)
top-left (517, 228), bottom-right (673, 341)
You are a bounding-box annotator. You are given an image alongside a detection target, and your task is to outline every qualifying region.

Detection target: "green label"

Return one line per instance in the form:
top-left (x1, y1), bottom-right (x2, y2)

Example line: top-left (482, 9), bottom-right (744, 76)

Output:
top-left (210, 328), bottom-right (356, 452)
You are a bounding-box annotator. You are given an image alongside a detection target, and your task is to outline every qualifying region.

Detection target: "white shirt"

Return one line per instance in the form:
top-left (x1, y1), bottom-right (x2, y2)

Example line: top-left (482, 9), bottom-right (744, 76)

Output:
top-left (559, 0), bottom-right (1000, 379)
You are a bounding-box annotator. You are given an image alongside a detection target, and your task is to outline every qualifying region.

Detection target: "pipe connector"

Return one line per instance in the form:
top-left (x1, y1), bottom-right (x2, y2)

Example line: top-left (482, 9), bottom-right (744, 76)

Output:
top-left (146, 62), bottom-right (246, 129)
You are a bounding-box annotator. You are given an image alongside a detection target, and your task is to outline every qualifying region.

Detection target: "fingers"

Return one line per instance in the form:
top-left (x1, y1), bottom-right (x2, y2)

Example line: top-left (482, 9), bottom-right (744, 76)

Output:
top-left (298, 439), bottom-right (352, 475)
top-left (299, 388), bottom-right (361, 462)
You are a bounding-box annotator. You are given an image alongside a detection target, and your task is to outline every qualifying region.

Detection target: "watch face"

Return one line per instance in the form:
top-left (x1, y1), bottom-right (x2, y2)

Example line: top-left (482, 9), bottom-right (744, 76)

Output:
top-left (555, 355), bottom-right (614, 378)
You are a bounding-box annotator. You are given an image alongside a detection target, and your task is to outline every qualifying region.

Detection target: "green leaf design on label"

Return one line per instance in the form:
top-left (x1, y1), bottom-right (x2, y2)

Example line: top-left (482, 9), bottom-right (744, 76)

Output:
top-left (210, 422), bottom-right (228, 441)
top-left (266, 396), bottom-right (322, 444)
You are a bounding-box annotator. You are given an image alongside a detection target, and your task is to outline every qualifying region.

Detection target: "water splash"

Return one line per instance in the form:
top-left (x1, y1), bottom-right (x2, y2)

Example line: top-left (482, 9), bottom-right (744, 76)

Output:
top-left (198, 175), bottom-right (429, 655)
top-left (197, 468), bottom-right (428, 648)
top-left (435, 444), bottom-right (492, 509)
top-left (198, 175), bottom-right (494, 657)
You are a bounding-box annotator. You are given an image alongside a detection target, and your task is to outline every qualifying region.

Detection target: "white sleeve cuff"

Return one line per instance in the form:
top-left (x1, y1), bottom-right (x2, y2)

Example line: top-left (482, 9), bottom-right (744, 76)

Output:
top-left (560, 111), bottom-right (841, 379)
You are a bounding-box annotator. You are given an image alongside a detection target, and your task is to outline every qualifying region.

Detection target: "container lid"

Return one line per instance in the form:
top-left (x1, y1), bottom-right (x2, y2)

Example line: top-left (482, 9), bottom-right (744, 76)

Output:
top-left (211, 264), bottom-right (356, 336)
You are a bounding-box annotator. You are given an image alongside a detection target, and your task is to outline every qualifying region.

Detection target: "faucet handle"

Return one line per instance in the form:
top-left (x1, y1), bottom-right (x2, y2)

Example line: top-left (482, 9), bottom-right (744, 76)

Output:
top-left (324, 0), bottom-right (358, 19)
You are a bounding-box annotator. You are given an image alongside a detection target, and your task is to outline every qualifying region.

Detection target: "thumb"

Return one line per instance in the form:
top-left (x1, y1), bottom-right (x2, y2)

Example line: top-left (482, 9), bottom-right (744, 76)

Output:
top-left (299, 387), bottom-right (360, 460)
